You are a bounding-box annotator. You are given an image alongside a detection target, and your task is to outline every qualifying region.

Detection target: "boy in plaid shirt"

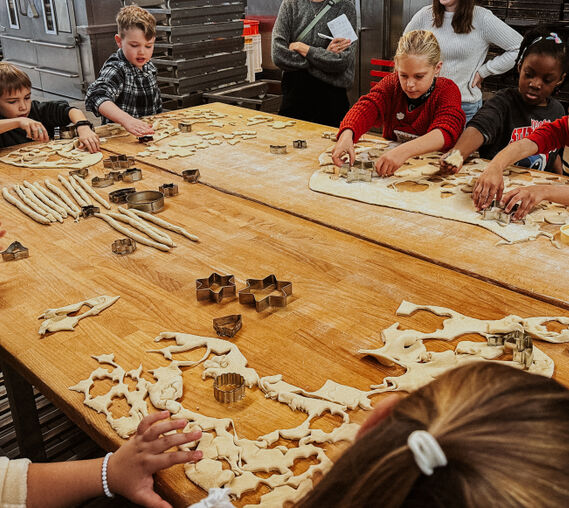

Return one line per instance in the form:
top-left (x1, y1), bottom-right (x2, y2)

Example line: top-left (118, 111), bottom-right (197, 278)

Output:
top-left (85, 5), bottom-right (161, 137)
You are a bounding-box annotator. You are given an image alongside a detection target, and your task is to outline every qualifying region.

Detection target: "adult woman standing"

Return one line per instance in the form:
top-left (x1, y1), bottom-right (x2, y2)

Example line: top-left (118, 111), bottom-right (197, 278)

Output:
top-left (405, 0), bottom-right (522, 122)
top-left (271, 0), bottom-right (356, 127)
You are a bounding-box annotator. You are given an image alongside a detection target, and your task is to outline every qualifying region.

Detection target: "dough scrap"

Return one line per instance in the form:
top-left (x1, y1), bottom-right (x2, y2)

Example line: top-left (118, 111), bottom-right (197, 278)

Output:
top-left (0, 140), bottom-right (102, 169)
top-left (38, 295), bottom-right (120, 335)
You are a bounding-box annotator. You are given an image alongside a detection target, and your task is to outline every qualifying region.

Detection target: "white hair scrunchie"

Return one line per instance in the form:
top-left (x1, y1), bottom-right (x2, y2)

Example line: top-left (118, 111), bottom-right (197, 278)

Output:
top-left (407, 430), bottom-right (448, 476)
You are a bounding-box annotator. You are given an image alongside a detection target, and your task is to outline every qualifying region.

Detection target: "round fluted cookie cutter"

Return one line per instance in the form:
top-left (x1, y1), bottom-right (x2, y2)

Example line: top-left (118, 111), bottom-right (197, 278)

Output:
top-left (213, 373), bottom-right (245, 403)
top-left (560, 224), bottom-right (569, 245)
top-left (126, 190), bottom-right (164, 213)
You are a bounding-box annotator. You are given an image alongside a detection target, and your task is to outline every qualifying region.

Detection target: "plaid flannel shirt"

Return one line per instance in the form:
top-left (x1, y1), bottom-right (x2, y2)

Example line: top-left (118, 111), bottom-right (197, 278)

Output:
top-left (85, 49), bottom-right (162, 124)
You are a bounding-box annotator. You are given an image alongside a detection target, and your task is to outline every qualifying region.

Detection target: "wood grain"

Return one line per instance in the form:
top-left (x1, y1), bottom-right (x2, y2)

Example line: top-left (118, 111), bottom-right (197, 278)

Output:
top-left (2, 152), bottom-right (569, 507)
top-left (102, 103), bottom-right (569, 310)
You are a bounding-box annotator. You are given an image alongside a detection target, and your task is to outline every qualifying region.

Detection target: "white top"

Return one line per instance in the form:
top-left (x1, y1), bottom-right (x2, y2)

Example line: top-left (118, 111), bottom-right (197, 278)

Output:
top-left (405, 6), bottom-right (522, 104)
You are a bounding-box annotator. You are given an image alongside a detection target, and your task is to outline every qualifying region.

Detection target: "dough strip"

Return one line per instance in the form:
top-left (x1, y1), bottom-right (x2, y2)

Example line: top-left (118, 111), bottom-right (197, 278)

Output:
top-left (45, 179), bottom-right (81, 218)
top-left (13, 185), bottom-right (55, 221)
top-left (107, 212), bottom-right (175, 247)
top-left (21, 182), bottom-right (64, 222)
top-left (71, 174), bottom-right (111, 210)
top-left (66, 174), bottom-right (92, 206)
top-left (117, 207), bottom-right (173, 244)
top-left (26, 181), bottom-right (68, 217)
top-left (58, 175), bottom-right (89, 208)
top-left (2, 187), bottom-right (50, 225)
top-left (32, 182), bottom-right (74, 218)
top-left (125, 208), bottom-right (199, 242)
top-left (94, 213), bottom-right (171, 252)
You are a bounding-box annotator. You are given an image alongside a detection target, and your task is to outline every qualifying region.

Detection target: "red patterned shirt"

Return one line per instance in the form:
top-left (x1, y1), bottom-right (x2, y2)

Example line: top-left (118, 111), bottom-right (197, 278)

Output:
top-left (338, 73), bottom-right (465, 151)
top-left (527, 116), bottom-right (569, 155)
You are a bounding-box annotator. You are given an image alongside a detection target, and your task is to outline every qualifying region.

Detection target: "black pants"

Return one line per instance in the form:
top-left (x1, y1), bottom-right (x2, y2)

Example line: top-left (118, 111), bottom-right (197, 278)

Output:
top-left (279, 70), bottom-right (350, 128)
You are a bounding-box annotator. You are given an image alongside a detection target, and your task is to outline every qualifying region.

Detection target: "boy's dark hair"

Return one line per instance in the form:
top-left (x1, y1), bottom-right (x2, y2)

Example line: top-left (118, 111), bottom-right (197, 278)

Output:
top-left (516, 24), bottom-right (569, 79)
top-left (116, 5), bottom-right (156, 40)
top-left (0, 62), bottom-right (32, 97)
top-left (432, 0), bottom-right (474, 34)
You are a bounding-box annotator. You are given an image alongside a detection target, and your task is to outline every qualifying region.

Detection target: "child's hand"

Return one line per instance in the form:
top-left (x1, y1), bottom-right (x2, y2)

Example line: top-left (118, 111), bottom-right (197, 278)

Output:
top-left (375, 146), bottom-right (408, 176)
top-left (439, 151), bottom-right (463, 175)
top-left (326, 38), bottom-right (351, 54)
top-left (77, 125), bottom-right (100, 153)
top-left (123, 117), bottom-right (154, 137)
top-left (472, 165), bottom-right (504, 210)
top-left (19, 118), bottom-right (49, 143)
top-left (331, 129), bottom-right (355, 167)
top-left (501, 186), bottom-right (545, 220)
top-left (108, 411), bottom-right (202, 508)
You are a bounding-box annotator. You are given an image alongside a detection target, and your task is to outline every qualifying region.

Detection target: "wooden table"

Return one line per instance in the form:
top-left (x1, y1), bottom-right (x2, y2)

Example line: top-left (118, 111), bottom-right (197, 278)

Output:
top-left (1, 132), bottom-right (569, 506)
top-left (103, 103), bottom-right (569, 309)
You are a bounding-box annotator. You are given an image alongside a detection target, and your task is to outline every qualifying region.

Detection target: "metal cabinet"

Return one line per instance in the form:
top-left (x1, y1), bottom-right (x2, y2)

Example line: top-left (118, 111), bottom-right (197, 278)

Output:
top-left (0, 0), bottom-right (121, 100)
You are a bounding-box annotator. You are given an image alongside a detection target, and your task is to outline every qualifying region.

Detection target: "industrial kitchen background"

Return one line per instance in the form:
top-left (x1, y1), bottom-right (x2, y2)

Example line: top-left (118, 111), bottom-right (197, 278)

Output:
top-left (0, 0), bottom-right (567, 114)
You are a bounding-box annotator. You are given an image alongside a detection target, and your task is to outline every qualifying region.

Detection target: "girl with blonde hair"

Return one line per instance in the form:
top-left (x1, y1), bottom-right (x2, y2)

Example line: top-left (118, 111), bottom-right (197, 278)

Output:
top-left (297, 362), bottom-right (569, 508)
top-left (332, 30), bottom-right (465, 176)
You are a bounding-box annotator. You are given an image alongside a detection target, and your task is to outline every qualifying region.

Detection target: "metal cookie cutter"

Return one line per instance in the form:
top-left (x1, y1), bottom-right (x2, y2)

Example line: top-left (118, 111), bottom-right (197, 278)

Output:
top-left (81, 205), bottom-right (100, 218)
top-left (112, 237), bottom-right (137, 255)
top-left (138, 135), bottom-right (153, 143)
top-left (196, 273), bottom-right (236, 303)
top-left (69, 167), bottom-right (88, 178)
top-left (109, 187), bottom-right (136, 204)
top-left (270, 145), bottom-right (287, 154)
top-left (1, 241), bottom-right (29, 261)
top-left (238, 274), bottom-right (292, 312)
top-left (108, 171), bottom-right (123, 182)
top-left (121, 168), bottom-right (142, 183)
top-left (159, 183), bottom-right (179, 197)
top-left (481, 200), bottom-right (519, 225)
top-left (487, 330), bottom-right (533, 370)
top-left (213, 314), bottom-right (242, 338)
top-left (178, 121), bottom-right (192, 132)
top-left (293, 139), bottom-right (307, 149)
top-left (126, 191), bottom-right (164, 213)
top-left (213, 372), bottom-right (245, 403)
top-left (347, 167), bottom-right (373, 183)
top-left (182, 169), bottom-right (200, 183)
top-left (92, 175), bottom-right (114, 188)
top-left (103, 154), bottom-right (135, 170)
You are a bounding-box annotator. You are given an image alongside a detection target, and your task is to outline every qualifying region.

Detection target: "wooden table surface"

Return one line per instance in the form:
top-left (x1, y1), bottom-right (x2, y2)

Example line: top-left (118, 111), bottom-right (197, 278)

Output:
top-left (1, 139), bottom-right (569, 506)
top-left (103, 103), bottom-right (569, 310)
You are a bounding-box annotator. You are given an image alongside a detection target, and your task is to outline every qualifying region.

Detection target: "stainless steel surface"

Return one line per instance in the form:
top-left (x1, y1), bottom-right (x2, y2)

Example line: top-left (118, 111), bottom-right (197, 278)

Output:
top-left (0, 0), bottom-right (121, 100)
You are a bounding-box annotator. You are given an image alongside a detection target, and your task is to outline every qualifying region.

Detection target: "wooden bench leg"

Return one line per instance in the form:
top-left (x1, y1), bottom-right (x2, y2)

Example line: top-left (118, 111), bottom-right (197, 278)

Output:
top-left (1, 362), bottom-right (46, 461)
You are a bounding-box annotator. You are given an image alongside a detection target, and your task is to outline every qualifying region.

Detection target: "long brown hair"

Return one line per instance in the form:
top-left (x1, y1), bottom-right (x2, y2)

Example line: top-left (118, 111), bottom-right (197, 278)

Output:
top-left (297, 362), bottom-right (569, 508)
top-left (432, 0), bottom-right (475, 34)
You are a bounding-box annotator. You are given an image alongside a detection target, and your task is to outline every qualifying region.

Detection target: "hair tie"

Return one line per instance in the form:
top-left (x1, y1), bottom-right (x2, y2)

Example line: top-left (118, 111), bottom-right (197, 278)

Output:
top-left (407, 430), bottom-right (447, 476)
top-left (547, 32), bottom-right (563, 44)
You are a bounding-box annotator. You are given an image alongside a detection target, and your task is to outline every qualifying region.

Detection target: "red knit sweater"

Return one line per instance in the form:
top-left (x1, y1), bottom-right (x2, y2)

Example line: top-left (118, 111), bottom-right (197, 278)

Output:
top-left (338, 73), bottom-right (465, 151)
top-left (527, 116), bottom-right (569, 154)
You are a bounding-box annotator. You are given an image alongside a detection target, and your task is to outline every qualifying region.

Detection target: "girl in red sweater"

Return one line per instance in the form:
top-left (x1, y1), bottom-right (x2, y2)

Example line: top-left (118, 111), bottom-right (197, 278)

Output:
top-left (474, 116), bottom-right (569, 219)
top-left (332, 30), bottom-right (465, 176)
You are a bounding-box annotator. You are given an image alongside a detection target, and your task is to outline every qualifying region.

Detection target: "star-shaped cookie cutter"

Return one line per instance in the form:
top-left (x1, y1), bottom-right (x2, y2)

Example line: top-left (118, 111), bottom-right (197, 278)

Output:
top-left (196, 273), bottom-right (236, 303)
top-left (238, 274), bottom-right (292, 312)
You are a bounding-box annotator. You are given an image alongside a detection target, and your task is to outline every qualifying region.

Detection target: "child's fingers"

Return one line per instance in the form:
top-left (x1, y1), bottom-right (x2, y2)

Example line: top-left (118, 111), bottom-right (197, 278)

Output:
top-left (142, 417), bottom-right (188, 442)
top-left (151, 450), bottom-right (203, 471)
top-left (137, 411), bottom-right (170, 435)
top-left (150, 430), bottom-right (202, 454)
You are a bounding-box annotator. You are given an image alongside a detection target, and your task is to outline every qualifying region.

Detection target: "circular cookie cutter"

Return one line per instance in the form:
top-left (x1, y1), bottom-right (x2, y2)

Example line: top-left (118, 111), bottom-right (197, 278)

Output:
top-left (126, 190), bottom-right (164, 213)
top-left (560, 224), bottom-right (569, 245)
top-left (213, 372), bottom-right (245, 403)
top-left (270, 145), bottom-right (287, 154)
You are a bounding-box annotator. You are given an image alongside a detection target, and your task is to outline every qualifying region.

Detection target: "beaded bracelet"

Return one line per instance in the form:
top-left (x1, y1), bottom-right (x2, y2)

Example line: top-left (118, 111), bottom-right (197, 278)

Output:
top-left (102, 452), bottom-right (115, 499)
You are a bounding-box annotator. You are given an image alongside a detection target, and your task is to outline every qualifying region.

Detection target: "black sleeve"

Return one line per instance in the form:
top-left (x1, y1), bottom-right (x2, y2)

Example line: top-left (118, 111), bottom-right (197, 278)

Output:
top-left (30, 100), bottom-right (73, 128)
top-left (466, 90), bottom-right (511, 146)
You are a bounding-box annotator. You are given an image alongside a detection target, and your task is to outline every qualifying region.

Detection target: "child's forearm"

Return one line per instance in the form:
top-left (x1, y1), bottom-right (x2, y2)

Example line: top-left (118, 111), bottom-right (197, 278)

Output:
top-left (98, 101), bottom-right (134, 126)
top-left (487, 138), bottom-right (538, 174)
top-left (539, 184), bottom-right (569, 206)
top-left (0, 118), bottom-right (23, 134)
top-left (451, 126), bottom-right (485, 159)
top-left (397, 129), bottom-right (445, 160)
top-left (68, 108), bottom-right (88, 124)
top-left (27, 458), bottom-right (105, 508)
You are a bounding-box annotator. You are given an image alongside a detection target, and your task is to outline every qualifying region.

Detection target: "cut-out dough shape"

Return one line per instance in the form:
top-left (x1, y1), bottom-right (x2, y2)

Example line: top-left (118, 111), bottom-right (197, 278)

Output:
top-left (0, 140), bottom-right (102, 169)
top-left (38, 295), bottom-right (120, 335)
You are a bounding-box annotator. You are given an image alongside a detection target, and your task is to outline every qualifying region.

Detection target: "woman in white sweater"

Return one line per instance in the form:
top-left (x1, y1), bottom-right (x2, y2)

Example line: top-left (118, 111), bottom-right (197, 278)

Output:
top-left (405, 0), bottom-right (522, 121)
